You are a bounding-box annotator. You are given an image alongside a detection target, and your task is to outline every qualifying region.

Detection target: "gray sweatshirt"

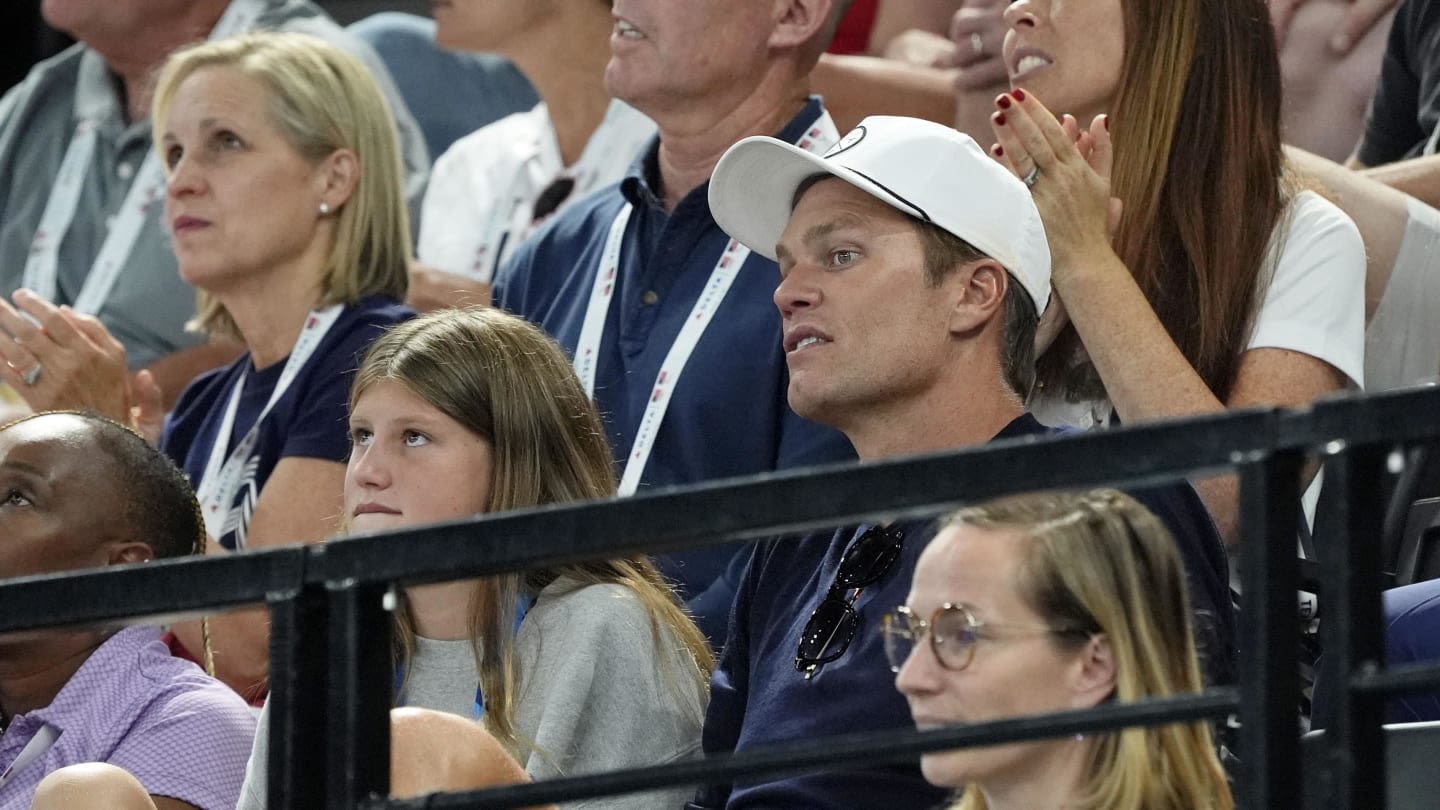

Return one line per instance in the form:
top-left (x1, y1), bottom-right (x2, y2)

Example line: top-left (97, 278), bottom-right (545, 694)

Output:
top-left (237, 577), bottom-right (706, 809)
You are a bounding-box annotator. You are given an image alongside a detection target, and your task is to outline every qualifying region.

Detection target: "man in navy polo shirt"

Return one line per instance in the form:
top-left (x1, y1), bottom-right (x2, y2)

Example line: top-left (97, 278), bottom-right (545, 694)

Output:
top-left (695, 116), bottom-right (1234, 808)
top-left (493, 0), bottom-right (859, 642)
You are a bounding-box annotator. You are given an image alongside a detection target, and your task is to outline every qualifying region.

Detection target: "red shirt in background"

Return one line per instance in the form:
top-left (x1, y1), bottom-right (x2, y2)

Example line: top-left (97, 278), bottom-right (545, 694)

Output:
top-left (827, 0), bottom-right (878, 54)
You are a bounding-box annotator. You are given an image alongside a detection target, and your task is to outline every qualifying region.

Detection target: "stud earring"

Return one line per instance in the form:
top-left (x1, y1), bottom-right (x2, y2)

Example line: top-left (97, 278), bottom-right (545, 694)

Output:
top-left (318, 202), bottom-right (332, 215)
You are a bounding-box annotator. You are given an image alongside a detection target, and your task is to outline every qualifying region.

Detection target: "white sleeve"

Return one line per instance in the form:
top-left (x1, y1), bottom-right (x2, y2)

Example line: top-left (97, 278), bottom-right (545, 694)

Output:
top-left (235, 699), bottom-right (270, 810)
top-left (417, 111), bottom-right (537, 282)
top-left (1247, 190), bottom-right (1368, 388)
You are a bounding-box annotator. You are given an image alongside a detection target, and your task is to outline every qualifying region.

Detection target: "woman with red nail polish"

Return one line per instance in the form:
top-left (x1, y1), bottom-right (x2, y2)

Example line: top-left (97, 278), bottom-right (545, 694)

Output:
top-left (989, 0), bottom-right (1366, 545)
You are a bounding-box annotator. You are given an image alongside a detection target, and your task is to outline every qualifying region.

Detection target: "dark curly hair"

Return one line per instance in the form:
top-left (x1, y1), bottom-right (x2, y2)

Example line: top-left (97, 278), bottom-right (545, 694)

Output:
top-left (3, 411), bottom-right (202, 559)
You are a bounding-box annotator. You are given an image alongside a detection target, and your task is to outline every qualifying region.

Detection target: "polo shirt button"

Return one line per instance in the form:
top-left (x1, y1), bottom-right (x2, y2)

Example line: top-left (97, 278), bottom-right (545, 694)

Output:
top-left (642, 290), bottom-right (659, 306)
top-left (117, 161), bottom-right (134, 180)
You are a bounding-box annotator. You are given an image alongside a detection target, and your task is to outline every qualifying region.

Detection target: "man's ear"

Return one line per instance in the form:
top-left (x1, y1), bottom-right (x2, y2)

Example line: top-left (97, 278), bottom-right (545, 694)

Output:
top-left (315, 148), bottom-right (360, 214)
top-left (106, 541), bottom-right (155, 567)
top-left (948, 259), bottom-right (1008, 336)
top-left (770, 0), bottom-right (834, 50)
top-left (1069, 633), bottom-right (1118, 709)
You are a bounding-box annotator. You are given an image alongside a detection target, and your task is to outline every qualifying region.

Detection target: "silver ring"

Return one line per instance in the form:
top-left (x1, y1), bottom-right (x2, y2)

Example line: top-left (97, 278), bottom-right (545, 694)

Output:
top-left (1021, 164), bottom-right (1041, 188)
top-left (21, 362), bottom-right (41, 387)
top-left (969, 33), bottom-right (984, 57)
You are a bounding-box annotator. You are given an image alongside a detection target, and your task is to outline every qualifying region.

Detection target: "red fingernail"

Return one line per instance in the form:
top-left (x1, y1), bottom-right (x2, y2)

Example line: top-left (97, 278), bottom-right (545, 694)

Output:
top-left (996, 94), bottom-right (1012, 109)
top-left (1103, 114), bottom-right (1110, 131)
top-left (994, 112), bottom-right (1007, 126)
top-left (992, 144), bottom-right (1004, 157)
top-left (1012, 88), bottom-right (1026, 101)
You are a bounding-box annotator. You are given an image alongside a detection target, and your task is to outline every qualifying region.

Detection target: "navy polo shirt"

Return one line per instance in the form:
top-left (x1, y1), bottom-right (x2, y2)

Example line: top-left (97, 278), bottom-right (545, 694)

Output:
top-left (701, 414), bottom-right (1235, 809)
top-left (494, 98), bottom-right (857, 637)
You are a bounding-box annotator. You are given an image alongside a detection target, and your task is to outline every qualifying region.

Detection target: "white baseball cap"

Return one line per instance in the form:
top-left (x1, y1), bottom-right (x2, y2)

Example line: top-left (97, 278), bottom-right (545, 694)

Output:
top-left (708, 115), bottom-right (1051, 313)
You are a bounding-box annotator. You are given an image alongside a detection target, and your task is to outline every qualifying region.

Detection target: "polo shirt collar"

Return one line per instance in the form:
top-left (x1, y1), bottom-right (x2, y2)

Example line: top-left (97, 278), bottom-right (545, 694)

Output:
top-left (619, 96), bottom-right (829, 212)
top-left (74, 49), bottom-right (127, 128)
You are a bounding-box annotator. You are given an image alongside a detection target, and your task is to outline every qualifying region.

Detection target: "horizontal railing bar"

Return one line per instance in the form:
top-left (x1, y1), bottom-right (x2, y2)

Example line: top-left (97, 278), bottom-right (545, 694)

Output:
top-left (1350, 660), bottom-right (1440, 696)
top-left (365, 690), bottom-right (1238, 810)
top-left (0, 547), bottom-right (305, 635)
top-left (1278, 384), bottom-right (1440, 449)
top-left (316, 408), bottom-right (1279, 587)
top-left (0, 407), bottom-right (1281, 630)
top-left (4, 388), bottom-right (1432, 630)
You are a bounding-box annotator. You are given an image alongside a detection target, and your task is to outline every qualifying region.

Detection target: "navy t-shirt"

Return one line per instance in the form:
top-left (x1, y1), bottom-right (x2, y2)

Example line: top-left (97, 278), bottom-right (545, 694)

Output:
top-left (494, 98), bottom-right (857, 638)
top-left (701, 413), bottom-right (1234, 809)
top-left (161, 296), bottom-right (413, 550)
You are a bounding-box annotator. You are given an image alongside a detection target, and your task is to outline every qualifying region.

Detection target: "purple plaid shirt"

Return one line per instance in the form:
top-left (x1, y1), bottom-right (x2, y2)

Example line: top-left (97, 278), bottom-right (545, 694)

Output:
top-left (0, 626), bottom-right (255, 809)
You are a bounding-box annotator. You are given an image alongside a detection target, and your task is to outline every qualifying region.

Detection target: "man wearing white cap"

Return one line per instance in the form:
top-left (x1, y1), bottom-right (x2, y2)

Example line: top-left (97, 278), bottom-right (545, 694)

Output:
top-left (695, 116), bottom-right (1233, 808)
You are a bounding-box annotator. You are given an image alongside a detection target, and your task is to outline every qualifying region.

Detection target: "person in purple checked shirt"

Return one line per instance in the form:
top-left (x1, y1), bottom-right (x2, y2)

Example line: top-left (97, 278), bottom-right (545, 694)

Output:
top-left (0, 412), bottom-right (254, 810)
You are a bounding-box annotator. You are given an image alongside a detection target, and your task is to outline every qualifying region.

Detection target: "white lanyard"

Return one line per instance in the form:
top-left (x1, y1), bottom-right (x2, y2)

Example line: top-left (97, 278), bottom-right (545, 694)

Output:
top-left (196, 304), bottom-right (344, 544)
top-left (21, 0), bottom-right (266, 315)
top-left (0, 724), bottom-right (60, 790)
top-left (573, 110), bottom-right (839, 495)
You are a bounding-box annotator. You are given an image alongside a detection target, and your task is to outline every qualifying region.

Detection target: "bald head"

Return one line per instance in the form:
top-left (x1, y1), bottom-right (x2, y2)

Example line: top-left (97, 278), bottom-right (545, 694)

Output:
top-left (0, 413), bottom-right (200, 579)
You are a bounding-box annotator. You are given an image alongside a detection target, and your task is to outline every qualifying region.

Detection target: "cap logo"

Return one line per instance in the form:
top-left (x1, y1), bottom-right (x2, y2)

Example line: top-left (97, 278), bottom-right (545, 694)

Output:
top-left (824, 125), bottom-right (866, 158)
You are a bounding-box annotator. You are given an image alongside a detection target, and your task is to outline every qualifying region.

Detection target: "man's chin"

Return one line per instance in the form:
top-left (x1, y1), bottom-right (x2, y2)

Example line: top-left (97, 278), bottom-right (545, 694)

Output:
top-left (788, 383), bottom-right (835, 425)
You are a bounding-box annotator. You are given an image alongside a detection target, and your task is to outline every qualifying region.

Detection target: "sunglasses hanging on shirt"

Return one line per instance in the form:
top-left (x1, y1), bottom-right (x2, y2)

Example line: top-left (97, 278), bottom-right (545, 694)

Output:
top-left (795, 523), bottom-right (905, 679)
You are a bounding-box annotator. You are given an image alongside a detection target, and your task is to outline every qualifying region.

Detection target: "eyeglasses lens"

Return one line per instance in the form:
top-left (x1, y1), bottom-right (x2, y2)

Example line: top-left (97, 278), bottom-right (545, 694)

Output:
top-left (932, 606), bottom-right (977, 670)
top-left (835, 525), bottom-right (904, 588)
top-left (882, 611), bottom-right (915, 673)
top-left (797, 595), bottom-right (859, 669)
top-left (531, 176), bottom-right (577, 222)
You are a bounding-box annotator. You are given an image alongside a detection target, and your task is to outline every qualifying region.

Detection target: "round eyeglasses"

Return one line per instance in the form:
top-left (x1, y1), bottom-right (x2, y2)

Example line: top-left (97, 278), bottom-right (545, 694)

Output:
top-left (880, 603), bottom-right (1086, 673)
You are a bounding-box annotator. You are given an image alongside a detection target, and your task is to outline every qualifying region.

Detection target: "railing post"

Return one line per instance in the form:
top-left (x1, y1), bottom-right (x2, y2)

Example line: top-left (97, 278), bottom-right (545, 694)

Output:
top-left (1237, 449), bottom-right (1304, 809)
top-left (326, 580), bottom-right (394, 810)
top-left (269, 585), bottom-right (330, 810)
top-left (1315, 444), bottom-right (1388, 809)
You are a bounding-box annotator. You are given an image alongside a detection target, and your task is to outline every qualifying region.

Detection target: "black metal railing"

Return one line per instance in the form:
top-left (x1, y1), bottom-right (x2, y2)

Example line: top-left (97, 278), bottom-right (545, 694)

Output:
top-left (1, 384), bottom-right (1436, 809)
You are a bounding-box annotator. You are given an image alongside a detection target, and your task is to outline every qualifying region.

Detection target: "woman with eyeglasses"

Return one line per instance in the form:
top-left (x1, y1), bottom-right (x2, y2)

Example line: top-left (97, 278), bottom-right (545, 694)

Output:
top-left (886, 489), bottom-right (1233, 810)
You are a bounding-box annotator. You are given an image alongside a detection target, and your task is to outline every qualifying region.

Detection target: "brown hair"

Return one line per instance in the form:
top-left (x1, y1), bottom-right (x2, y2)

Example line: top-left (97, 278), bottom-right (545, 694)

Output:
top-left (1036, 0), bottom-right (1287, 401)
top-left (916, 222), bottom-right (1038, 399)
top-left (349, 308), bottom-right (713, 752)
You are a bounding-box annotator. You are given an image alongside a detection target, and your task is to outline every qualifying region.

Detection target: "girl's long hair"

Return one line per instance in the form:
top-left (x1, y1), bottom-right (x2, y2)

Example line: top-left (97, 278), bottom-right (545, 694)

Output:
top-left (350, 308), bottom-right (713, 752)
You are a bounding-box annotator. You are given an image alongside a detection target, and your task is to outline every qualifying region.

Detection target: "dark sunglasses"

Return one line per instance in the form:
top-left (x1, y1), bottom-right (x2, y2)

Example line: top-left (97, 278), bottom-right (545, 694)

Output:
top-left (795, 524), bottom-right (905, 678)
top-left (531, 176), bottom-right (577, 223)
